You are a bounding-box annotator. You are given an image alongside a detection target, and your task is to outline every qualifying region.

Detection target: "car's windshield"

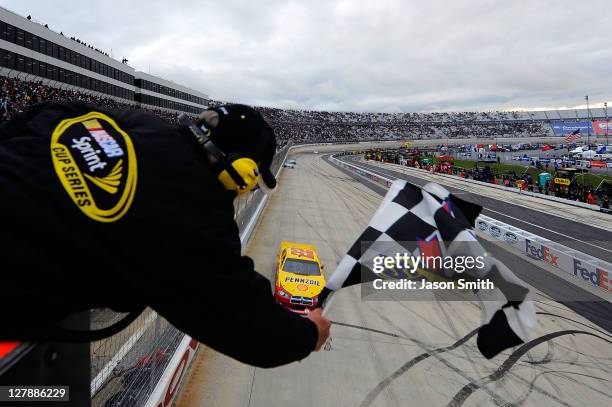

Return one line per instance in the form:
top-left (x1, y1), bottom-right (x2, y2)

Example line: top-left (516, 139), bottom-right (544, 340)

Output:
top-left (283, 258), bottom-right (320, 276)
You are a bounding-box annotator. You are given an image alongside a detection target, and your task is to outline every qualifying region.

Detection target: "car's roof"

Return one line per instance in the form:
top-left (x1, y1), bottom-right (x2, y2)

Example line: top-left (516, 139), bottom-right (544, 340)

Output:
top-left (280, 241), bottom-right (320, 262)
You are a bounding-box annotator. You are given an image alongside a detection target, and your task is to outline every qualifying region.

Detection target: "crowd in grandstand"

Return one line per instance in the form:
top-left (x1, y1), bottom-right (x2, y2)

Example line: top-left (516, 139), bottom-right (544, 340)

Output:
top-left (1, 76), bottom-right (552, 146)
top-left (0, 76), bottom-right (180, 124)
top-left (210, 100), bottom-right (552, 145)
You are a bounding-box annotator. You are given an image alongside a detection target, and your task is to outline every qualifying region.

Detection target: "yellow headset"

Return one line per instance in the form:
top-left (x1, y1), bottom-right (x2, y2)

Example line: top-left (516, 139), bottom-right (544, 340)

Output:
top-left (201, 139), bottom-right (261, 194)
top-left (178, 113), bottom-right (261, 195)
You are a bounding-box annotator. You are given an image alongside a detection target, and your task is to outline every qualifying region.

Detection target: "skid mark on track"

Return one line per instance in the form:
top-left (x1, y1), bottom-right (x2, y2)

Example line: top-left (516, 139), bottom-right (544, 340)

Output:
top-left (536, 312), bottom-right (612, 340)
top-left (368, 310), bottom-right (513, 406)
top-left (366, 306), bottom-right (612, 406)
top-left (358, 328), bottom-right (479, 407)
top-left (336, 155), bottom-right (612, 406)
top-left (446, 330), bottom-right (612, 407)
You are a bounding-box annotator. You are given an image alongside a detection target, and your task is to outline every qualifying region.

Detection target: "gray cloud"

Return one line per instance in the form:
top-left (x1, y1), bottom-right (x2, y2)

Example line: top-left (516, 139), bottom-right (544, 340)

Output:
top-left (4, 0), bottom-right (611, 112)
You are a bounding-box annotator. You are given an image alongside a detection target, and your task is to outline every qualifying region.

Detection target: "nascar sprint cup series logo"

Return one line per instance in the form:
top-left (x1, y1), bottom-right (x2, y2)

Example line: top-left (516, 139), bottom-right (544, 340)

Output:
top-left (51, 112), bottom-right (137, 222)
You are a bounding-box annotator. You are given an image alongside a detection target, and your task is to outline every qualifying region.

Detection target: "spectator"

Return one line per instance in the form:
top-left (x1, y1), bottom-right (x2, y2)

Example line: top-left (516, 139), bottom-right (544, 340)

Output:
top-left (0, 76), bottom-right (184, 125)
top-left (586, 191), bottom-right (597, 205)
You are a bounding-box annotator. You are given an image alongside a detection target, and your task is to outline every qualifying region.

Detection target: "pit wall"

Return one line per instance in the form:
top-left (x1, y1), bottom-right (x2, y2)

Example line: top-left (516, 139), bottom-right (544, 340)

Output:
top-left (288, 136), bottom-right (566, 155)
top-left (354, 155), bottom-right (600, 211)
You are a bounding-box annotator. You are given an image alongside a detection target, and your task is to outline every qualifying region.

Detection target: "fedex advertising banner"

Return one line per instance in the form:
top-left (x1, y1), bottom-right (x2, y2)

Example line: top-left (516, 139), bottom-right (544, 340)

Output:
top-left (525, 239), bottom-right (564, 270)
top-left (550, 121), bottom-right (593, 135)
top-left (573, 259), bottom-right (611, 291)
top-left (593, 120), bottom-right (612, 135)
top-left (525, 239), bottom-right (611, 292)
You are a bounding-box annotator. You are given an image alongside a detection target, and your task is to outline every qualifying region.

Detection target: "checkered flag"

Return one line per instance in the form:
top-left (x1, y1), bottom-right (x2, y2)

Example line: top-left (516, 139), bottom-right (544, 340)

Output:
top-left (319, 180), bottom-right (537, 359)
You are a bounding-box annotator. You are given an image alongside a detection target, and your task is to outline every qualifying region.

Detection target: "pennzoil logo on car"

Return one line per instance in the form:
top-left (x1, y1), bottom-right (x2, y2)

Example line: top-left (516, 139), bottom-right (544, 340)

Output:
top-left (50, 112), bottom-right (137, 223)
top-left (284, 276), bottom-right (321, 286)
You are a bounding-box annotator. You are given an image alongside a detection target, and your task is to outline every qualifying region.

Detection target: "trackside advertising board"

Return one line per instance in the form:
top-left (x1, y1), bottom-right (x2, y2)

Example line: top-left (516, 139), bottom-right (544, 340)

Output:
top-left (573, 259), bottom-right (611, 291)
top-left (477, 216), bottom-right (611, 293)
top-left (593, 120), bottom-right (612, 135)
top-left (550, 121), bottom-right (593, 135)
top-left (525, 239), bottom-right (611, 292)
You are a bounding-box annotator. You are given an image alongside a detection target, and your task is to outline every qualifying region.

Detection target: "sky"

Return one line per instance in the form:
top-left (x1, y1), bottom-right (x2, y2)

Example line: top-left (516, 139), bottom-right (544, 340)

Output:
top-left (3, 0), bottom-right (611, 112)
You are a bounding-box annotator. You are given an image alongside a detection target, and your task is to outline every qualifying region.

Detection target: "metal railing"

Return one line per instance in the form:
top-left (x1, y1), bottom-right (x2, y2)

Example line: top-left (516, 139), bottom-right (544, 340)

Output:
top-left (91, 310), bottom-right (183, 406)
top-left (234, 142), bottom-right (292, 240)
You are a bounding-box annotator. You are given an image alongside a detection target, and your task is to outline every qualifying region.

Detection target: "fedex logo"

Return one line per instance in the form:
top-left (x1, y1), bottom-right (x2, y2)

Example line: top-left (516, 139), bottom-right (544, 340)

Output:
top-left (573, 259), bottom-right (610, 291)
top-left (525, 239), bottom-right (558, 267)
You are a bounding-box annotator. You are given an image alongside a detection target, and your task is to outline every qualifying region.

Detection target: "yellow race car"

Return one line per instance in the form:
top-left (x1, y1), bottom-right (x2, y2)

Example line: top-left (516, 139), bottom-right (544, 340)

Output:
top-left (274, 241), bottom-right (325, 314)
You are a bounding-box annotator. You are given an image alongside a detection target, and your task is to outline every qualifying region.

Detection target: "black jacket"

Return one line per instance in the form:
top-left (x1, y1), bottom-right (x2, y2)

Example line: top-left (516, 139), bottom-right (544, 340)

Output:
top-left (0, 102), bottom-right (317, 368)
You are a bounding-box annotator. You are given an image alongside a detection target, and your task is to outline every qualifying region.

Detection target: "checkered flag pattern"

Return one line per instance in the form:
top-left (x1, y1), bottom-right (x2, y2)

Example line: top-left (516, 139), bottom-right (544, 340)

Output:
top-left (319, 180), bottom-right (537, 359)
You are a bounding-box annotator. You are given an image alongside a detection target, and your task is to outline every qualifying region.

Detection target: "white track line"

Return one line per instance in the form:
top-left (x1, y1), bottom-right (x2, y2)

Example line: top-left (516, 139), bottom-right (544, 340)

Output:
top-left (482, 208), bottom-right (612, 255)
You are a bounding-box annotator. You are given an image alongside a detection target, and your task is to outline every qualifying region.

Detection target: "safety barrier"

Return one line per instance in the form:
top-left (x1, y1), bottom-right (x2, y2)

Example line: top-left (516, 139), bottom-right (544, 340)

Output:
top-left (234, 142), bottom-right (292, 243)
top-left (329, 154), bottom-right (612, 295)
top-left (475, 215), bottom-right (611, 293)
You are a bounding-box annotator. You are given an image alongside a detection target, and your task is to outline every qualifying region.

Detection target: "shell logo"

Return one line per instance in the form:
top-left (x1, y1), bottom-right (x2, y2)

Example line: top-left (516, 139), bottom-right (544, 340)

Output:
top-left (297, 284), bottom-right (309, 292)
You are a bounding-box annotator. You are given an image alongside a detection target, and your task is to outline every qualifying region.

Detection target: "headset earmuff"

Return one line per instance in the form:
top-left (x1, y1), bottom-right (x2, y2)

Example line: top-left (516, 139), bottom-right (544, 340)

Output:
top-left (218, 154), bottom-right (260, 194)
top-left (202, 140), bottom-right (261, 194)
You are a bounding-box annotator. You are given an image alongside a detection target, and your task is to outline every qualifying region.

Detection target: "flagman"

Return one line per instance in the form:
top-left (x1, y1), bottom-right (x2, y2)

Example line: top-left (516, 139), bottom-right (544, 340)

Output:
top-left (0, 101), bottom-right (330, 368)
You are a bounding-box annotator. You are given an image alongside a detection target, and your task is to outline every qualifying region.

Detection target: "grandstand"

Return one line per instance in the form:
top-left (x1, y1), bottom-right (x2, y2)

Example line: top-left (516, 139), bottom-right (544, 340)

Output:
top-left (134, 71), bottom-right (207, 115)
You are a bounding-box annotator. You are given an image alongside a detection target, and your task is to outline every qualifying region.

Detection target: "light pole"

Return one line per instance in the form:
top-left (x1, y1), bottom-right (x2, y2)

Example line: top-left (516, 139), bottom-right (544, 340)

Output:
top-left (605, 102), bottom-right (610, 177)
top-left (605, 102), bottom-right (609, 147)
top-left (585, 95), bottom-right (591, 147)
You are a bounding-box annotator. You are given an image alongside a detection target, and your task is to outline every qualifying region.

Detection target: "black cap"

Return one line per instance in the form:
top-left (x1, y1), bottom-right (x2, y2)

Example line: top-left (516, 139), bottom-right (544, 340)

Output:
top-left (203, 104), bottom-right (277, 189)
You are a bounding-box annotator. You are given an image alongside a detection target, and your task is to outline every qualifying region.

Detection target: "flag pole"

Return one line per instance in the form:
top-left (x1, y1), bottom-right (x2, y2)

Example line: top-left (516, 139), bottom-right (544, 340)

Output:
top-left (320, 292), bottom-right (336, 350)
top-left (605, 102), bottom-right (609, 176)
top-left (321, 292), bottom-right (336, 317)
top-left (585, 95), bottom-right (591, 147)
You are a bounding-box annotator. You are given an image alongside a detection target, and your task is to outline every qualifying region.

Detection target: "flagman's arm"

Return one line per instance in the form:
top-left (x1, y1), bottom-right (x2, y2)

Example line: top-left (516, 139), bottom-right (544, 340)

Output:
top-left (148, 254), bottom-right (329, 368)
